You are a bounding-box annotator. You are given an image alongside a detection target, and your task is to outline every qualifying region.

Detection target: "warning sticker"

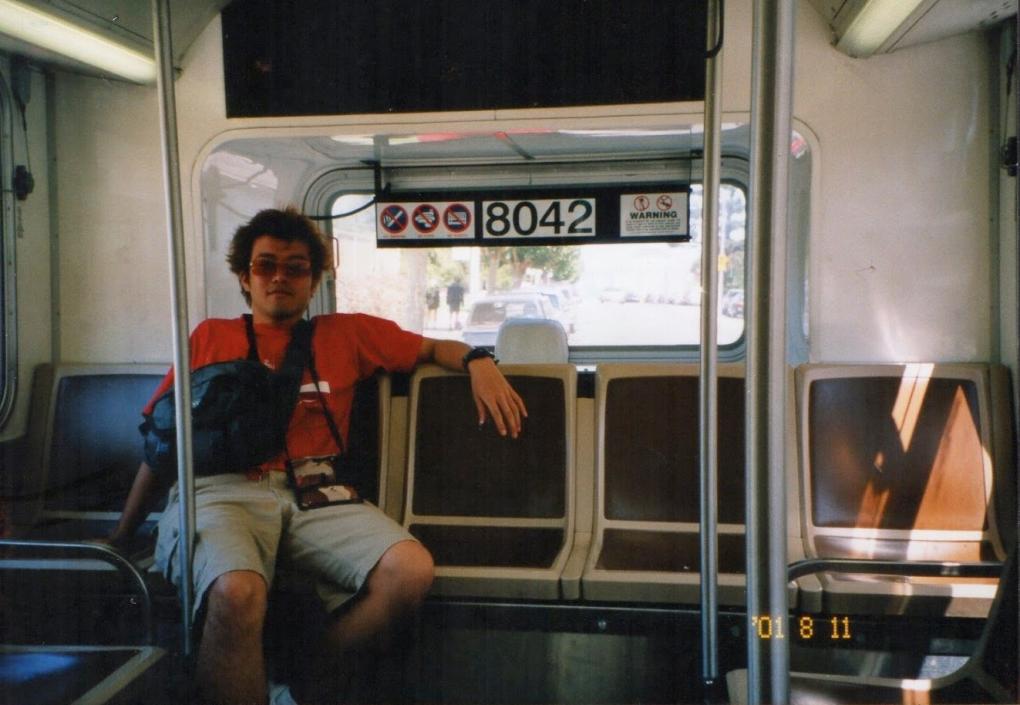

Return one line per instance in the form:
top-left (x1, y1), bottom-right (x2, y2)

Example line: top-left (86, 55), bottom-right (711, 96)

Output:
top-left (377, 201), bottom-right (475, 240)
top-left (619, 192), bottom-right (688, 238)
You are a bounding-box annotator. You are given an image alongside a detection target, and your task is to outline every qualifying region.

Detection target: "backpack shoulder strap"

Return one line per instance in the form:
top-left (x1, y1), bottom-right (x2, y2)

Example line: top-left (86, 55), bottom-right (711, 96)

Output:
top-left (274, 318), bottom-right (345, 458)
top-left (305, 329), bottom-right (346, 456)
top-left (280, 318), bottom-right (313, 378)
top-left (274, 317), bottom-right (314, 418)
top-left (243, 314), bottom-right (259, 362)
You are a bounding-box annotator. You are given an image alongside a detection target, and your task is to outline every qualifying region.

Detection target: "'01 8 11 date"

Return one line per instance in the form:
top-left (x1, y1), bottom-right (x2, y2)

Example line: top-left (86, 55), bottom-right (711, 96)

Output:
top-left (750, 615), bottom-right (852, 640)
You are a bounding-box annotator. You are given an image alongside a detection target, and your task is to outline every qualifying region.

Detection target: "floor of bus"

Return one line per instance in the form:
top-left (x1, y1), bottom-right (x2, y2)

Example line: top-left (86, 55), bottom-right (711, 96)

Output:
top-left (0, 582), bottom-right (987, 704)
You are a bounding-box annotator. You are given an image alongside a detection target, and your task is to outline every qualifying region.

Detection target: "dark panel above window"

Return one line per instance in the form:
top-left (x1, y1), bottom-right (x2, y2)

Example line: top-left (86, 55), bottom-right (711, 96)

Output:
top-left (222, 0), bottom-right (707, 118)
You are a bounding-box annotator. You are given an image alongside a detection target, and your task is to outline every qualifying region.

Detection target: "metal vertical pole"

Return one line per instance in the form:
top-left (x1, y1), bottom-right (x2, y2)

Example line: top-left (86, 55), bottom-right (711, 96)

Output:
top-left (745, 0), bottom-right (794, 703)
top-left (152, 0), bottom-right (196, 657)
top-left (699, 0), bottom-right (723, 686)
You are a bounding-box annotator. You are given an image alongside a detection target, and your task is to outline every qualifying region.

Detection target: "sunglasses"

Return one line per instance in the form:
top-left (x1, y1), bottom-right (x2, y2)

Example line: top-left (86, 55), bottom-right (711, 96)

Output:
top-left (249, 259), bottom-right (313, 278)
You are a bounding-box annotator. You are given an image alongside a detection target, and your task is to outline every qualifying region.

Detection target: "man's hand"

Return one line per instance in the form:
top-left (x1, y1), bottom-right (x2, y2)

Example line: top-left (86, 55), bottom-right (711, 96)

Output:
top-left (101, 462), bottom-right (164, 556)
top-left (419, 338), bottom-right (530, 437)
top-left (96, 529), bottom-right (131, 554)
top-left (466, 356), bottom-right (528, 438)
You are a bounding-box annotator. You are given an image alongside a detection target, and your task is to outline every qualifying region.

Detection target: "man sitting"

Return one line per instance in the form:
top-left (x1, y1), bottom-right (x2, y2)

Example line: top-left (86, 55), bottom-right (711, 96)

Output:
top-left (108, 207), bottom-right (526, 705)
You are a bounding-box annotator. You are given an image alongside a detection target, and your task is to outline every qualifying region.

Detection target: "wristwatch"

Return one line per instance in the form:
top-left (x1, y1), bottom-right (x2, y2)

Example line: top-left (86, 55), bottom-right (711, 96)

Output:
top-left (462, 346), bottom-right (497, 371)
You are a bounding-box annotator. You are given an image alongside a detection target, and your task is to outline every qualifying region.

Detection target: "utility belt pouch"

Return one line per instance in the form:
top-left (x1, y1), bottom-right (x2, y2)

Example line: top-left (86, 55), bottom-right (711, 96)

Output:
top-left (141, 315), bottom-right (311, 482)
top-left (286, 455), bottom-right (363, 511)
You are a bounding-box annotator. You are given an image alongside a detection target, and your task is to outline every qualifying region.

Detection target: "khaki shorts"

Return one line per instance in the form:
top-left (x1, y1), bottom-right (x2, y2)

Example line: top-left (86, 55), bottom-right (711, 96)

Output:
top-left (154, 472), bottom-right (416, 617)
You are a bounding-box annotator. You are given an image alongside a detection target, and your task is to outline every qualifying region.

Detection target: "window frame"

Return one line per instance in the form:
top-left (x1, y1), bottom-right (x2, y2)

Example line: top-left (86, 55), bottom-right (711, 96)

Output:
top-left (0, 69), bottom-right (17, 428)
top-left (304, 158), bottom-right (749, 363)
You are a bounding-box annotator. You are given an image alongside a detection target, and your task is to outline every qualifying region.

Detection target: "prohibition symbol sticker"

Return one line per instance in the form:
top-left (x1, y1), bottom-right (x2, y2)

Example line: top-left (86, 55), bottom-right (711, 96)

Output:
top-left (657, 194), bottom-right (673, 211)
top-left (633, 195), bottom-right (650, 211)
top-left (443, 204), bottom-right (472, 234)
top-left (412, 204), bottom-right (439, 234)
top-left (379, 205), bottom-right (408, 235)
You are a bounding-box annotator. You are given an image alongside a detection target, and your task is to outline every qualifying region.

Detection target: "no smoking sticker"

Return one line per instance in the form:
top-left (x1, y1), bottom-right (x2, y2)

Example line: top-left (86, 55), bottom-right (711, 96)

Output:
top-left (379, 205), bottom-right (408, 235)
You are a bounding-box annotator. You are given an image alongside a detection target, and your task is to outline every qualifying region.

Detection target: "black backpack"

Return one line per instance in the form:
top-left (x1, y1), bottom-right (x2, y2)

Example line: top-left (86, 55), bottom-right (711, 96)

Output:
top-left (140, 315), bottom-right (313, 481)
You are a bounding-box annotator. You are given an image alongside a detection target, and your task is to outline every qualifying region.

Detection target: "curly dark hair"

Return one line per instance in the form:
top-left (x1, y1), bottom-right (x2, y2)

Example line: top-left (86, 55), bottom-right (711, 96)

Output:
top-left (227, 207), bottom-right (333, 305)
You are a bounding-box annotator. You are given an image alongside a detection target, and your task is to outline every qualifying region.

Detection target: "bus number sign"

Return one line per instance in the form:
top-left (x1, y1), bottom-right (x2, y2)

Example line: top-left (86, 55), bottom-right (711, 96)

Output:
top-left (481, 198), bottom-right (595, 239)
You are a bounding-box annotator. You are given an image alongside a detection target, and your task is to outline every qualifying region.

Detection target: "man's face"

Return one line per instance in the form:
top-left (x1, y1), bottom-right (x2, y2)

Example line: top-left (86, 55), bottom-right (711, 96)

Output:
top-left (240, 236), bottom-right (317, 325)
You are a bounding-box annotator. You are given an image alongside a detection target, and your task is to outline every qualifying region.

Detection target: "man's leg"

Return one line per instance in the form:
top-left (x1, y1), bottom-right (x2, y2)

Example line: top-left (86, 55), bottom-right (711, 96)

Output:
top-left (324, 540), bottom-right (433, 652)
top-left (195, 570), bottom-right (271, 705)
top-left (154, 475), bottom-right (284, 704)
top-left (293, 540), bottom-right (433, 702)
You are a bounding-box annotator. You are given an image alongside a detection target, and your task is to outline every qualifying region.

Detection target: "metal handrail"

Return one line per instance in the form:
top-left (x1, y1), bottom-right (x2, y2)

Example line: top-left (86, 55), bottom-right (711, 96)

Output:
top-left (0, 538), bottom-right (155, 644)
top-left (781, 556), bottom-right (1012, 703)
top-left (787, 558), bottom-right (1003, 582)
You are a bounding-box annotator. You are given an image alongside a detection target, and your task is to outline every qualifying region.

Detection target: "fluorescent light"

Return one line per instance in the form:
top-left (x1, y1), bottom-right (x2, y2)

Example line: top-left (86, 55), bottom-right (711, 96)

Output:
top-left (836, 0), bottom-right (927, 58)
top-left (0, 0), bottom-right (156, 83)
top-left (561, 129), bottom-right (689, 138)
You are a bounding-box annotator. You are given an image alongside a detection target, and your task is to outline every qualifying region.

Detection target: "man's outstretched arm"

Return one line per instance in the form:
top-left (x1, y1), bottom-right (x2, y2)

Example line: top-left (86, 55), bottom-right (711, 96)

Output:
top-left (106, 462), bottom-right (167, 550)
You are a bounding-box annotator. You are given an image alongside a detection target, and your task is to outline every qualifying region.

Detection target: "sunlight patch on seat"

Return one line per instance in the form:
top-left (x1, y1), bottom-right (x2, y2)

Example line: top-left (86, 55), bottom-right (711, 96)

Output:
top-left (890, 363), bottom-right (934, 453)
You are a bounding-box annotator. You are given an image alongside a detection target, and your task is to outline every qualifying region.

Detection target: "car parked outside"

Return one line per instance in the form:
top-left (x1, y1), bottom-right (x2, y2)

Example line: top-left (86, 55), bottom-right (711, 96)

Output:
top-left (598, 287), bottom-right (627, 303)
top-left (462, 292), bottom-right (554, 347)
top-left (679, 285), bottom-right (702, 306)
top-left (721, 289), bottom-right (744, 317)
top-left (535, 288), bottom-right (576, 333)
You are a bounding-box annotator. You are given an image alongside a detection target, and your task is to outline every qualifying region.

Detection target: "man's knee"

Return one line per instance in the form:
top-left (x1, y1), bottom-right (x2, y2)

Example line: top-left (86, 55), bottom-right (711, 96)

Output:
top-left (372, 540), bottom-right (434, 605)
top-left (204, 570), bottom-right (269, 632)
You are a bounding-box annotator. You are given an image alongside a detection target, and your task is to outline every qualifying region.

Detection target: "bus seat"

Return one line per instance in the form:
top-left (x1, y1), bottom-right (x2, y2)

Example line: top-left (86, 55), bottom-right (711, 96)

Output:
top-left (402, 364), bottom-right (577, 599)
top-left (10, 364), bottom-right (169, 559)
top-left (794, 363), bottom-right (1016, 617)
top-left (3, 363), bottom-right (393, 659)
top-left (11, 364), bottom-right (391, 541)
top-left (581, 363), bottom-right (789, 605)
top-left (494, 318), bottom-right (569, 364)
top-left (0, 644), bottom-right (169, 705)
top-left (2, 373), bottom-right (172, 700)
top-left (0, 364), bottom-right (178, 647)
top-left (0, 539), bottom-right (171, 705)
top-left (726, 547), bottom-right (1017, 705)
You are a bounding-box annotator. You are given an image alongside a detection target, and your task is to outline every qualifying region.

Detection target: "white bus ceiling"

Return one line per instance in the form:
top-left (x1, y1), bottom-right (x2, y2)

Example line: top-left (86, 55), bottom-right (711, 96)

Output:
top-left (0, 0), bottom-right (1013, 441)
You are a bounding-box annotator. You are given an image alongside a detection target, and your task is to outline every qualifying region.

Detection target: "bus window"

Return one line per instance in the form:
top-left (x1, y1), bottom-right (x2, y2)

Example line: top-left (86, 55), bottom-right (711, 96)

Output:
top-left (329, 184), bottom-right (746, 358)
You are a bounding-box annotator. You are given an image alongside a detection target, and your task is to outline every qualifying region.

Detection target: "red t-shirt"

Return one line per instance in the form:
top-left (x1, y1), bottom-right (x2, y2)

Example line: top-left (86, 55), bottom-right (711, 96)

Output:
top-left (145, 313), bottom-right (423, 474)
